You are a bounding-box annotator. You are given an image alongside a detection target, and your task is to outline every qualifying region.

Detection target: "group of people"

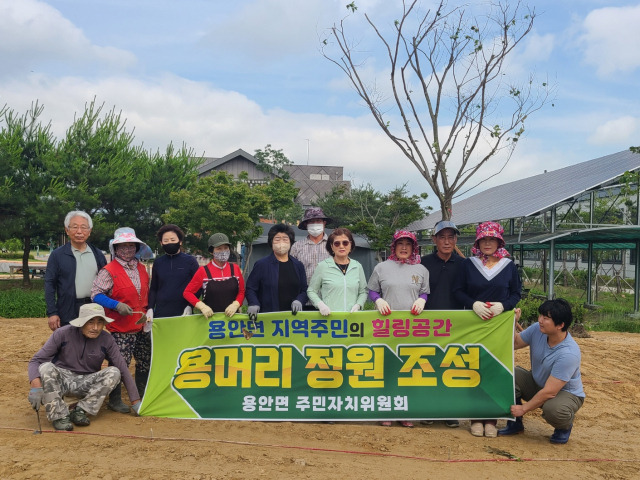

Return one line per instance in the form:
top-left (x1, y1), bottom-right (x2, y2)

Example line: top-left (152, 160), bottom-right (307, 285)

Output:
top-left (29, 208), bottom-right (584, 445)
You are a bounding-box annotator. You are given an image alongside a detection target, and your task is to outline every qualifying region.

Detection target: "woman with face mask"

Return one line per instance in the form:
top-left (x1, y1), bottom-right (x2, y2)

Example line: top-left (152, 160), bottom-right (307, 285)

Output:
top-left (147, 224), bottom-right (199, 323)
top-left (91, 227), bottom-right (152, 412)
top-left (245, 224), bottom-right (308, 317)
top-left (183, 232), bottom-right (245, 319)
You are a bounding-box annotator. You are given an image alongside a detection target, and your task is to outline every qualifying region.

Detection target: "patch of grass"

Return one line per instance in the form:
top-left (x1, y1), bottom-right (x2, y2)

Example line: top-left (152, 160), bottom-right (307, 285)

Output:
top-left (0, 280), bottom-right (46, 318)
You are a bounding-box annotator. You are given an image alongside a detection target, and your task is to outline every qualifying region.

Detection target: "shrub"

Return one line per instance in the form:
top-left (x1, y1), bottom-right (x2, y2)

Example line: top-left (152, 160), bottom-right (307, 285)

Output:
top-left (0, 287), bottom-right (46, 318)
top-left (516, 296), bottom-right (585, 328)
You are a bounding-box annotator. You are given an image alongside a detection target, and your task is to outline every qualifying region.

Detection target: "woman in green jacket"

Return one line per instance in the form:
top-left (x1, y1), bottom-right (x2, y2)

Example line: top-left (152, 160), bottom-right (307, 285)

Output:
top-left (307, 227), bottom-right (367, 315)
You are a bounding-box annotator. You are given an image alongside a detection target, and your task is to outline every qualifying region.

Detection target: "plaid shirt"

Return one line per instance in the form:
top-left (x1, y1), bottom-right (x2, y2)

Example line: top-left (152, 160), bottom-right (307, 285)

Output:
top-left (290, 233), bottom-right (330, 285)
top-left (91, 257), bottom-right (143, 298)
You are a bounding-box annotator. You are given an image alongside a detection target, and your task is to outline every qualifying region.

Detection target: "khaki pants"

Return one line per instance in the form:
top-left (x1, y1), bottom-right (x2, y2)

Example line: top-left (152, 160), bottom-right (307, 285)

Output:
top-left (515, 366), bottom-right (584, 430)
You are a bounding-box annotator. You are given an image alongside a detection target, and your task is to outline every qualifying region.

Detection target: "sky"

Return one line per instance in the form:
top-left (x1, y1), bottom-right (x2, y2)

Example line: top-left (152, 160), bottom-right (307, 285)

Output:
top-left (1, 0), bottom-right (640, 212)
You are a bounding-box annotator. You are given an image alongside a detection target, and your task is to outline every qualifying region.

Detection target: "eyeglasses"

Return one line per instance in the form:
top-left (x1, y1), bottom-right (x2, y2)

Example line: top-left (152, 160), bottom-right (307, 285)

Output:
top-left (333, 240), bottom-right (351, 247)
top-left (68, 225), bottom-right (90, 231)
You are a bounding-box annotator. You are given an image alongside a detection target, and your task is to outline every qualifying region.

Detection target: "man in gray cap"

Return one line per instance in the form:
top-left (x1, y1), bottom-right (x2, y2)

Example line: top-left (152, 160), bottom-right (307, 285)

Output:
top-left (28, 303), bottom-right (141, 431)
top-left (420, 220), bottom-right (463, 428)
top-left (290, 207), bottom-right (331, 310)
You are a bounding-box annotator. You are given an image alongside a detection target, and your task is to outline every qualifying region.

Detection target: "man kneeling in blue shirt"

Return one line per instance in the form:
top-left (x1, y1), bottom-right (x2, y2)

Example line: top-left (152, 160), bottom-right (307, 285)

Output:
top-left (499, 298), bottom-right (585, 444)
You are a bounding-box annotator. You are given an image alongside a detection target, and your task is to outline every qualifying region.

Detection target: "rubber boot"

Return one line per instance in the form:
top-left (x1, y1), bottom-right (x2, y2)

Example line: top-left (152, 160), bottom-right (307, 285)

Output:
top-left (107, 383), bottom-right (131, 413)
top-left (498, 398), bottom-right (524, 436)
top-left (135, 367), bottom-right (149, 400)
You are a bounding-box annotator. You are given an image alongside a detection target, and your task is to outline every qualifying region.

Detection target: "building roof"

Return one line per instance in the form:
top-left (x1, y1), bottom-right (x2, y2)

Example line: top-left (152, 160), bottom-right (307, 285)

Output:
top-left (197, 148), bottom-right (257, 175)
top-left (408, 150), bottom-right (640, 231)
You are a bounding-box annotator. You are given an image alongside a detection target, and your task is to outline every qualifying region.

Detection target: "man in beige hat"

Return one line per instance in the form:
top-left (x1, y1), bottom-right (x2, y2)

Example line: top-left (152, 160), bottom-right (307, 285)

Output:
top-left (28, 304), bottom-right (141, 431)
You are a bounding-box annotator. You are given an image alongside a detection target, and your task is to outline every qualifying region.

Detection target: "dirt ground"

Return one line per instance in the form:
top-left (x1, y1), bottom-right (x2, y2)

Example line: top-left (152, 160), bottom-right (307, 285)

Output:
top-left (1, 318), bottom-right (639, 480)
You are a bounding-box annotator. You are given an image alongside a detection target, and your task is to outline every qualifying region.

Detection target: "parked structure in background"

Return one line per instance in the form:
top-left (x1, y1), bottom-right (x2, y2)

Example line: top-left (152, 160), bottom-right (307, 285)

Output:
top-left (197, 149), bottom-right (350, 207)
top-left (409, 150), bottom-right (640, 310)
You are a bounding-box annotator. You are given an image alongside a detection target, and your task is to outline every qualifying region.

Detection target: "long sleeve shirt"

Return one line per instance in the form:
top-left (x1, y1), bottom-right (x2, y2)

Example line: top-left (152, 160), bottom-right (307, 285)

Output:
top-left (245, 253), bottom-right (308, 312)
top-left (28, 325), bottom-right (140, 402)
top-left (307, 257), bottom-right (368, 311)
top-left (148, 252), bottom-right (199, 317)
top-left (453, 257), bottom-right (522, 311)
top-left (183, 261), bottom-right (245, 306)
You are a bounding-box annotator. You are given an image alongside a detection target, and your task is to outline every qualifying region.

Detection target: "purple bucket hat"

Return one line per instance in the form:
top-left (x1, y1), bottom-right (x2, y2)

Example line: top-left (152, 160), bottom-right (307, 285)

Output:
top-left (299, 207), bottom-right (332, 230)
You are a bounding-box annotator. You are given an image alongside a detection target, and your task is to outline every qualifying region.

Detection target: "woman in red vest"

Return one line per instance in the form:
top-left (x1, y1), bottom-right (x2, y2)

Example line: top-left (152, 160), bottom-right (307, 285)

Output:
top-left (91, 227), bottom-right (150, 413)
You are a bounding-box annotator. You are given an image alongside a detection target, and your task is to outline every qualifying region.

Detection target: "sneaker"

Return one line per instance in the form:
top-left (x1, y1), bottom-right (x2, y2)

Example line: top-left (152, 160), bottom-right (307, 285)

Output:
top-left (399, 421), bottom-right (414, 428)
top-left (52, 416), bottom-right (74, 431)
top-left (445, 420), bottom-right (459, 428)
top-left (420, 420), bottom-right (434, 425)
top-left (550, 425), bottom-right (572, 444)
top-left (69, 407), bottom-right (90, 426)
top-left (470, 421), bottom-right (484, 437)
top-left (484, 423), bottom-right (498, 438)
top-left (380, 421), bottom-right (392, 427)
top-left (107, 399), bottom-right (131, 414)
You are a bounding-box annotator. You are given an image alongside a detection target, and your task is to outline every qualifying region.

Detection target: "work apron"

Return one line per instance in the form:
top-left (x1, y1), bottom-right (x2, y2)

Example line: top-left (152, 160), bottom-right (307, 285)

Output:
top-left (203, 263), bottom-right (239, 313)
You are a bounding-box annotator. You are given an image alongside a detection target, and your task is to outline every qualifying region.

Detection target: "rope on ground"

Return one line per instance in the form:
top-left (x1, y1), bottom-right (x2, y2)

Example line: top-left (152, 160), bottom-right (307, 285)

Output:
top-left (1, 425), bottom-right (639, 464)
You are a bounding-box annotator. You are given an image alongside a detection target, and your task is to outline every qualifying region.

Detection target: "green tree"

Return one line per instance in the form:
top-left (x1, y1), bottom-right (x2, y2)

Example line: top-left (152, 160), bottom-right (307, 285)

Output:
top-left (55, 100), bottom-right (200, 246)
top-left (319, 183), bottom-right (430, 261)
top-left (0, 102), bottom-right (64, 285)
top-left (163, 171), bottom-right (269, 272)
top-left (322, 1), bottom-right (553, 220)
top-left (261, 177), bottom-right (301, 224)
top-left (254, 144), bottom-right (293, 180)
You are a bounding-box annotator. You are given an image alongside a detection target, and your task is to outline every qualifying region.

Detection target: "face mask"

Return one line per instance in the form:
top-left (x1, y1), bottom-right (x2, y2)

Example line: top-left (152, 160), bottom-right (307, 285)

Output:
top-left (273, 243), bottom-right (289, 256)
top-left (307, 224), bottom-right (324, 237)
top-left (162, 242), bottom-right (180, 255)
top-left (116, 244), bottom-right (136, 262)
top-left (213, 250), bottom-right (230, 263)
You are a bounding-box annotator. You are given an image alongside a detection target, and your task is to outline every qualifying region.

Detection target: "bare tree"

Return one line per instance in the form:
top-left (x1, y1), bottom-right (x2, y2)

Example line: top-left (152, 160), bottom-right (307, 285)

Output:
top-left (323, 1), bottom-right (553, 220)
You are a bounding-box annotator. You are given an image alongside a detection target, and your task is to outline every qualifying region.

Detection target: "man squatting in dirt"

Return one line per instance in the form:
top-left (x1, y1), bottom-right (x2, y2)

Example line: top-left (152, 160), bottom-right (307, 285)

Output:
top-left (498, 298), bottom-right (585, 444)
top-left (27, 303), bottom-right (141, 431)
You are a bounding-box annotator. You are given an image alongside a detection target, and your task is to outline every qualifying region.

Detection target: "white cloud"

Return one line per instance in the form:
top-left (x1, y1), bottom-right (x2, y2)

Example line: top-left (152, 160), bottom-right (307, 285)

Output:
top-left (0, 0), bottom-right (136, 78)
top-left (589, 116), bottom-right (639, 145)
top-left (579, 5), bottom-right (640, 76)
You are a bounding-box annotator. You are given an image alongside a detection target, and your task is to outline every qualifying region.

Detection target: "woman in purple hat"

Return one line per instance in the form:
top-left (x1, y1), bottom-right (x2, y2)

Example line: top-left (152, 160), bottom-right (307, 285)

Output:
top-left (453, 221), bottom-right (522, 438)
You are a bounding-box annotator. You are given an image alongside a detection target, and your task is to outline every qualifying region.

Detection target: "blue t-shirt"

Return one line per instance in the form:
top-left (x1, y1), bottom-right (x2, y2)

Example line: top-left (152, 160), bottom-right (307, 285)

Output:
top-left (520, 323), bottom-right (585, 398)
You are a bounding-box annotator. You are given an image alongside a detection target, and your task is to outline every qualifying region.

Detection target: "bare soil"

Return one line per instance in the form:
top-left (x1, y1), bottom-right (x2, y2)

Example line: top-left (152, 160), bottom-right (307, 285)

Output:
top-left (1, 318), bottom-right (639, 480)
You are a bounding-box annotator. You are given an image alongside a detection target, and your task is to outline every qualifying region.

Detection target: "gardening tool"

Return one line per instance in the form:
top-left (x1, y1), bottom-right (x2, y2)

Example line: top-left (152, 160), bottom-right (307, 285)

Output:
top-left (33, 408), bottom-right (42, 435)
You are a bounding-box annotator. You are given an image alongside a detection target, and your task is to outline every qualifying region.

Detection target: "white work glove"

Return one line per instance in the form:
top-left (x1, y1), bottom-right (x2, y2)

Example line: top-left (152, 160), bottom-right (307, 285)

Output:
top-left (350, 304), bottom-right (361, 313)
top-left (225, 300), bottom-right (240, 317)
top-left (143, 308), bottom-right (153, 333)
top-left (411, 297), bottom-right (426, 315)
top-left (317, 301), bottom-right (331, 316)
top-left (375, 298), bottom-right (391, 316)
top-left (291, 300), bottom-right (302, 315)
top-left (182, 305), bottom-right (193, 316)
top-left (116, 302), bottom-right (133, 316)
top-left (473, 301), bottom-right (493, 320)
top-left (488, 302), bottom-right (504, 317)
top-left (195, 301), bottom-right (214, 318)
top-left (247, 305), bottom-right (260, 322)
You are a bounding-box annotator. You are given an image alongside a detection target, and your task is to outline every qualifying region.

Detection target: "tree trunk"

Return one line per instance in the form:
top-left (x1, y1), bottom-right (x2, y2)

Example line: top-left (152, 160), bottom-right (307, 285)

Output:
top-left (22, 235), bottom-right (31, 287)
top-left (439, 198), bottom-right (453, 221)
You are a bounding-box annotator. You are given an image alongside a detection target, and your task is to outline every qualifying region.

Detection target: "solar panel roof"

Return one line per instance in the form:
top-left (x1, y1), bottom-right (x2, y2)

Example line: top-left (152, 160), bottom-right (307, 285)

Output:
top-left (408, 150), bottom-right (640, 231)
